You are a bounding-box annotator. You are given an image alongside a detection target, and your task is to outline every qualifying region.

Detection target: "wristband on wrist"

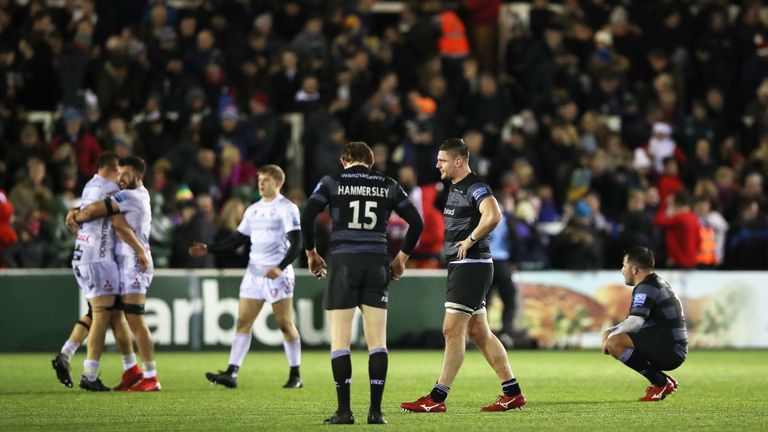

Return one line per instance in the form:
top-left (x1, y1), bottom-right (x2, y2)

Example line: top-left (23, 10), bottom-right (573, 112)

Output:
top-left (469, 233), bottom-right (477, 242)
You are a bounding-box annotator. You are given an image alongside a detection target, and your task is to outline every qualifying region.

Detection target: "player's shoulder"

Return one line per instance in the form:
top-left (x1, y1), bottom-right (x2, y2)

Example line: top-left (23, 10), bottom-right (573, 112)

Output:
top-left (244, 201), bottom-right (260, 214)
top-left (101, 181), bottom-right (119, 195)
top-left (467, 172), bottom-right (491, 188)
top-left (465, 174), bottom-right (491, 198)
top-left (277, 195), bottom-right (299, 210)
top-left (114, 187), bottom-right (149, 203)
top-left (635, 275), bottom-right (663, 293)
top-left (381, 173), bottom-right (400, 187)
top-left (311, 174), bottom-right (336, 191)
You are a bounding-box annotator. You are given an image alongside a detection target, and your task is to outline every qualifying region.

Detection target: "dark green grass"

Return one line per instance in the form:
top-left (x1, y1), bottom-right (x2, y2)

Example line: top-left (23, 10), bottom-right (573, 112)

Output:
top-left (1, 350), bottom-right (766, 431)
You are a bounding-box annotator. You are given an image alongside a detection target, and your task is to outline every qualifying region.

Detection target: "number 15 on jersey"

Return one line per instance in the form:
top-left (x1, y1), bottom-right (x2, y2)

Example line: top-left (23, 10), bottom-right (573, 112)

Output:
top-left (348, 200), bottom-right (378, 230)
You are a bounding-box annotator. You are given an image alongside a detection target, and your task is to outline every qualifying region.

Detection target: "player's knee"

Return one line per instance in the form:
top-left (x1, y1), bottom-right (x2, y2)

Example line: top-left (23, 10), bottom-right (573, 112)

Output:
top-left (467, 324), bottom-right (487, 344)
top-left (275, 316), bottom-right (295, 334)
top-left (122, 303), bottom-right (145, 315)
top-left (442, 323), bottom-right (465, 339)
top-left (91, 305), bottom-right (110, 314)
top-left (236, 318), bottom-right (254, 332)
top-left (605, 336), bottom-right (628, 358)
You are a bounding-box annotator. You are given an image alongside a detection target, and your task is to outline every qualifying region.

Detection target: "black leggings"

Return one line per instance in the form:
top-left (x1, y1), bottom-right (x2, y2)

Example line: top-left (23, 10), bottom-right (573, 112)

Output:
top-left (490, 260), bottom-right (517, 334)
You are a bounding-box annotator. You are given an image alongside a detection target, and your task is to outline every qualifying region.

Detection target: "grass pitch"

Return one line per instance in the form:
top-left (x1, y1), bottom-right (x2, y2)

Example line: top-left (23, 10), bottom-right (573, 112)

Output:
top-left (1, 350), bottom-right (766, 431)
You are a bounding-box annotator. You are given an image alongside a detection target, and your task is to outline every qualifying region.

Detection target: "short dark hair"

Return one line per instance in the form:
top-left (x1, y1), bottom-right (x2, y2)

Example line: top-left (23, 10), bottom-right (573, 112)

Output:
top-left (672, 189), bottom-right (691, 207)
top-left (119, 156), bottom-right (147, 177)
top-left (96, 151), bottom-right (119, 169)
top-left (341, 141), bottom-right (374, 166)
top-left (624, 246), bottom-right (655, 269)
top-left (440, 138), bottom-right (469, 159)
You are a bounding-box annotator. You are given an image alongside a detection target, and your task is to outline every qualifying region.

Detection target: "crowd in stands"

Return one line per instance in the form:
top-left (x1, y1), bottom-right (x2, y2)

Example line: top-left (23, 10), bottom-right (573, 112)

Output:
top-left (1, 0), bottom-right (768, 270)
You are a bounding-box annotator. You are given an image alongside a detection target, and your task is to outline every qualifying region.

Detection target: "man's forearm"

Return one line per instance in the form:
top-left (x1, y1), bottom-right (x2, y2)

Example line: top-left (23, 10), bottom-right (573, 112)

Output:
top-left (608, 315), bottom-right (645, 338)
top-left (276, 230), bottom-right (302, 270)
top-left (471, 212), bottom-right (499, 240)
top-left (74, 199), bottom-right (113, 223)
top-left (207, 232), bottom-right (249, 254)
top-left (112, 215), bottom-right (144, 256)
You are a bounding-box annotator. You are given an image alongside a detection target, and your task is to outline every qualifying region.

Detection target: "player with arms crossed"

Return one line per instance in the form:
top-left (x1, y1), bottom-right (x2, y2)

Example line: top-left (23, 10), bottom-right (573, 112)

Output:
top-left (401, 138), bottom-right (526, 413)
top-left (67, 156), bottom-right (160, 391)
top-left (55, 152), bottom-right (146, 391)
top-left (603, 246), bottom-right (687, 401)
top-left (189, 165), bottom-right (305, 389)
top-left (301, 141), bottom-right (423, 425)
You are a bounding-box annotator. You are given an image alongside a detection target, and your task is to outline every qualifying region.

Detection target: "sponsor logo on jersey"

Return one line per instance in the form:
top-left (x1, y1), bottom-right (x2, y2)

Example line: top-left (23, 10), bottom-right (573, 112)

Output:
top-left (632, 293), bottom-right (647, 308)
top-left (472, 186), bottom-right (490, 202)
top-left (444, 208), bottom-right (455, 216)
top-left (99, 218), bottom-right (110, 258)
top-left (336, 185), bottom-right (388, 197)
top-left (114, 192), bottom-right (128, 203)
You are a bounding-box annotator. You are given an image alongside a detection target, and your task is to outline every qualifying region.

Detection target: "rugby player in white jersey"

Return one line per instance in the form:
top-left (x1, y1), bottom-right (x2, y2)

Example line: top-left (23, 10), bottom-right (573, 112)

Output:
top-left (189, 165), bottom-right (304, 389)
top-left (67, 156), bottom-right (159, 391)
top-left (59, 152), bottom-right (149, 391)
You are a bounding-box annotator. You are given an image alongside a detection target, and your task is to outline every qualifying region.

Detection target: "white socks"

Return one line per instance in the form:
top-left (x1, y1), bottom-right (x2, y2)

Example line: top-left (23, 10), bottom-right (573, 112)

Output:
top-left (122, 353), bottom-right (138, 371)
top-left (283, 338), bottom-right (301, 368)
top-left (143, 361), bottom-right (157, 378)
top-left (228, 333), bottom-right (252, 368)
top-left (83, 359), bottom-right (99, 381)
top-left (60, 340), bottom-right (80, 361)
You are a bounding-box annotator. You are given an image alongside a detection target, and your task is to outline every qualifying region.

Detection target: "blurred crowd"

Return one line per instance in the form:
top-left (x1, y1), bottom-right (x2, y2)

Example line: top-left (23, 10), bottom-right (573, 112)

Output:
top-left (1, 0), bottom-right (768, 270)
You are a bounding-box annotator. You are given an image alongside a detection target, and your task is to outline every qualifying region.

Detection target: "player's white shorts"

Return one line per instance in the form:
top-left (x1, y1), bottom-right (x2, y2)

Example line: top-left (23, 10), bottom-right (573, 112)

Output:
top-left (73, 261), bottom-right (121, 299)
top-left (240, 272), bottom-right (295, 303)
top-left (116, 253), bottom-right (154, 296)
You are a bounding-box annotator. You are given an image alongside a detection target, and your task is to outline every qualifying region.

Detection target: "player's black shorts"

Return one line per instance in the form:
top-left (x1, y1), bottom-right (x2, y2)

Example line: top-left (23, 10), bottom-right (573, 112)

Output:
top-left (629, 329), bottom-right (686, 370)
top-left (324, 253), bottom-right (390, 310)
top-left (445, 262), bottom-right (493, 314)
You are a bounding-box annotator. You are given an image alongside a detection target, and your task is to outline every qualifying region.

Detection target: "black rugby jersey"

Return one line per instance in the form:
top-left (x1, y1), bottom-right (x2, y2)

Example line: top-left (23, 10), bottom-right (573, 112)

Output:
top-left (306, 165), bottom-right (416, 255)
top-left (443, 172), bottom-right (493, 262)
top-left (630, 273), bottom-right (689, 359)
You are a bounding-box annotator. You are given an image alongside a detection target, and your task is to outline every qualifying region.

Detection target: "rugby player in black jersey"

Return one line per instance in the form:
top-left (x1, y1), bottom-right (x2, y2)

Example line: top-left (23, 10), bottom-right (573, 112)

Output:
top-left (603, 246), bottom-right (687, 401)
top-left (401, 138), bottom-right (526, 413)
top-left (301, 141), bottom-right (423, 424)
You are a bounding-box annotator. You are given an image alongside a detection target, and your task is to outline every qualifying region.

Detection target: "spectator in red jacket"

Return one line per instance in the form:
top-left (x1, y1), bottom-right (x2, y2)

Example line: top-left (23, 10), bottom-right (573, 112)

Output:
top-left (397, 165), bottom-right (444, 268)
top-left (656, 157), bottom-right (684, 215)
top-left (0, 190), bottom-right (18, 268)
top-left (654, 190), bottom-right (701, 268)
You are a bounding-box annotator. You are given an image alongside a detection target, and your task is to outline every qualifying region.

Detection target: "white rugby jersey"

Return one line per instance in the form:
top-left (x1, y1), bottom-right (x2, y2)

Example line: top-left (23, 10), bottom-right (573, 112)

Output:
top-left (237, 194), bottom-right (301, 276)
top-left (73, 174), bottom-right (119, 264)
top-left (112, 186), bottom-right (152, 257)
